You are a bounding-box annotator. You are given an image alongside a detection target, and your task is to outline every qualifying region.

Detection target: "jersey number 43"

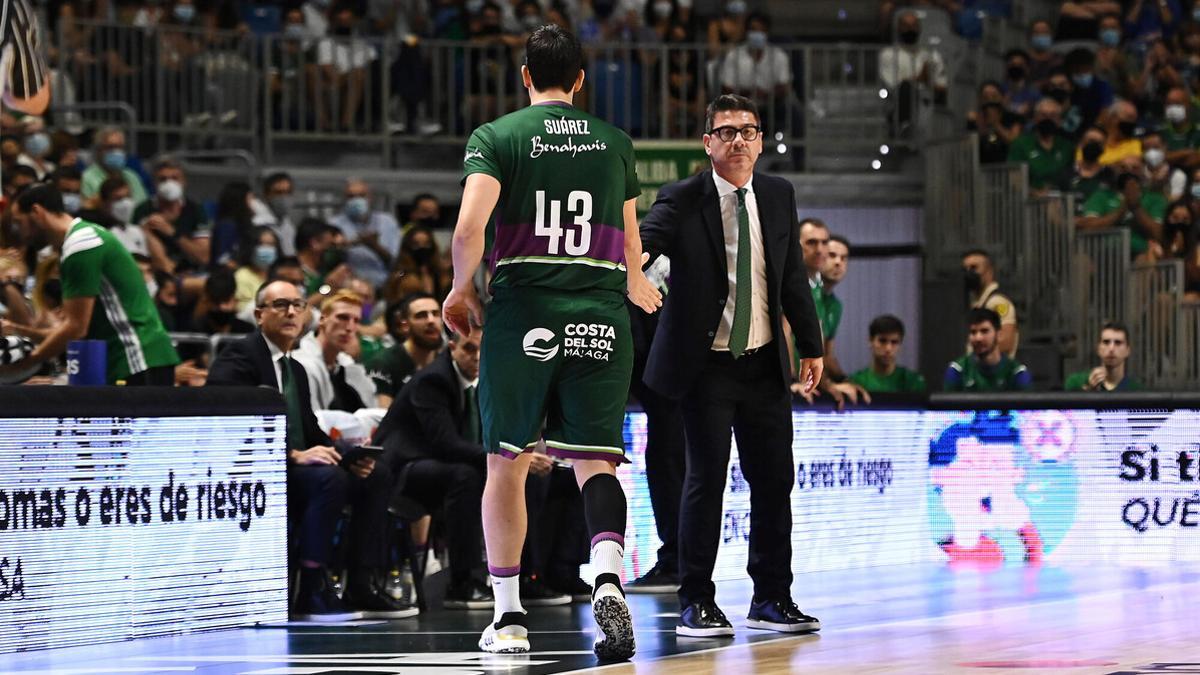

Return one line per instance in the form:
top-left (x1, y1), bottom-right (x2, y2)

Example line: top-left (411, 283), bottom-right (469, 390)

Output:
top-left (535, 190), bottom-right (592, 256)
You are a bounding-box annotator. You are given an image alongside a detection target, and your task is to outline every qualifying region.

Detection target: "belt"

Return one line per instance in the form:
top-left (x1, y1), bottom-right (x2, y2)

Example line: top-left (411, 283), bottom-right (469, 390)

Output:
top-left (709, 343), bottom-right (770, 360)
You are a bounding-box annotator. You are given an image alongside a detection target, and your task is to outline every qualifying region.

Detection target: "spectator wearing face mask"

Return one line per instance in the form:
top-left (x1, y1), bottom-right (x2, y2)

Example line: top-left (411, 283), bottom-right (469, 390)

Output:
top-left (1044, 70), bottom-right (1084, 137)
top-left (383, 226), bottom-right (449, 304)
top-left (49, 166), bottom-right (83, 216)
top-left (16, 123), bottom-right (55, 180)
top-left (183, 267), bottom-right (255, 336)
top-left (961, 249), bottom-right (1019, 358)
top-left (967, 81), bottom-right (1023, 164)
top-left (403, 192), bottom-right (442, 233)
top-left (1008, 97), bottom-right (1073, 193)
top-left (1161, 201), bottom-right (1197, 280)
top-left (1092, 99), bottom-right (1142, 165)
top-left (1028, 20), bottom-right (1062, 87)
top-left (1094, 14), bottom-right (1138, 101)
top-left (1070, 126), bottom-right (1111, 215)
top-left (1065, 48), bottom-right (1115, 133)
top-left (331, 178), bottom-right (401, 289)
top-left (1140, 130), bottom-right (1186, 201)
top-left (707, 0), bottom-right (748, 55)
top-left (132, 156), bottom-right (212, 272)
top-left (879, 11), bottom-right (948, 136)
top-left (1161, 86), bottom-right (1199, 166)
top-left (1056, 0), bottom-right (1122, 41)
top-left (235, 226), bottom-right (283, 313)
top-left (315, 2), bottom-right (379, 132)
top-left (717, 12), bottom-right (790, 105)
top-left (1002, 49), bottom-right (1040, 118)
top-left (1079, 169), bottom-right (1166, 260)
top-left (259, 172), bottom-right (299, 256)
top-left (83, 176), bottom-right (149, 258)
top-left (81, 126), bottom-right (148, 204)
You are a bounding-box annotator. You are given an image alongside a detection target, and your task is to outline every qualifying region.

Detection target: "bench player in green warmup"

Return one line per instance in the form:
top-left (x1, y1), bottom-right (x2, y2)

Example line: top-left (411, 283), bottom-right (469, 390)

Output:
top-left (443, 25), bottom-right (661, 660)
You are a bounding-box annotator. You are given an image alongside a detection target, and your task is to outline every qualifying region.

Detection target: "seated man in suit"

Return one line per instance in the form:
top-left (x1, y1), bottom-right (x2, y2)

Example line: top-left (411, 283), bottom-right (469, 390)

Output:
top-left (206, 280), bottom-right (414, 621)
top-left (373, 328), bottom-right (493, 610)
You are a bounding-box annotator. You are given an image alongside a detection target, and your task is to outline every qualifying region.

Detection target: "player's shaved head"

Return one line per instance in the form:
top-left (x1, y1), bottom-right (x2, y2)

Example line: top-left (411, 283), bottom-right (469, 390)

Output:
top-left (525, 24), bottom-right (583, 93)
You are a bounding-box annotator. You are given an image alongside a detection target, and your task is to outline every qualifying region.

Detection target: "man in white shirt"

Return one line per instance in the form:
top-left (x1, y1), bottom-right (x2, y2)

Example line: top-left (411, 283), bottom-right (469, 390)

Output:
top-left (296, 289), bottom-right (379, 412)
top-left (878, 11), bottom-right (947, 134)
top-left (717, 12), bottom-right (792, 133)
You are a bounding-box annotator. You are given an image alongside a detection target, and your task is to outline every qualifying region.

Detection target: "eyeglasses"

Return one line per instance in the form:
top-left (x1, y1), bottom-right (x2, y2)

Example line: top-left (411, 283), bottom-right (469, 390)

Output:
top-left (259, 299), bottom-right (306, 313)
top-left (708, 125), bottom-right (762, 142)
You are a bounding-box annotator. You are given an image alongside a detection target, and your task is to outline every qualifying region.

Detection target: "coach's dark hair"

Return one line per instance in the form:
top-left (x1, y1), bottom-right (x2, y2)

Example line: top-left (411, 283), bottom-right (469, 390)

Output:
top-left (967, 307), bottom-right (1001, 330)
top-left (705, 94), bottom-right (760, 134)
top-left (869, 314), bottom-right (905, 339)
top-left (1101, 320), bottom-right (1130, 342)
top-left (830, 234), bottom-right (851, 252)
top-left (15, 182), bottom-right (65, 215)
top-left (525, 24), bottom-right (583, 93)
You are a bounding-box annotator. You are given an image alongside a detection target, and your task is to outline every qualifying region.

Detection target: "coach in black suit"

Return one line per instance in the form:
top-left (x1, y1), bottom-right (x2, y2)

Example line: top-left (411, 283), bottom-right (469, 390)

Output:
top-left (640, 94), bottom-right (825, 638)
top-left (207, 280), bottom-right (410, 621)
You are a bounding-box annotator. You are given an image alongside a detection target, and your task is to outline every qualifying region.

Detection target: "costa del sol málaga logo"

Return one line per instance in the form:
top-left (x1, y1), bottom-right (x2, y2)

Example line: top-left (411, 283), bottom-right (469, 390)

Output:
top-left (522, 328), bottom-right (559, 362)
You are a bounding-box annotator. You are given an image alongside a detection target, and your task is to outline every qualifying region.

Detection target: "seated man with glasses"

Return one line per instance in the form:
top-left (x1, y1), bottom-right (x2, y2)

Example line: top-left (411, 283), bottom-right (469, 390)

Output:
top-left (207, 280), bottom-right (415, 622)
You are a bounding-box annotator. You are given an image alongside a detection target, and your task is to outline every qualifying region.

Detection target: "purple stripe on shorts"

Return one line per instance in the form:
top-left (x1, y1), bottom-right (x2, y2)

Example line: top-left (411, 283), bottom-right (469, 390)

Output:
top-left (591, 532), bottom-right (625, 549)
top-left (544, 446), bottom-right (631, 465)
top-left (488, 564), bottom-right (521, 578)
top-left (493, 221), bottom-right (626, 266)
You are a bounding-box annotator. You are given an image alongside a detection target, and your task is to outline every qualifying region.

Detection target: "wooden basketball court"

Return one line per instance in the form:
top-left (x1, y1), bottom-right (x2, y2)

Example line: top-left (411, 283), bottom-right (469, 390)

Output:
top-left (1, 564), bottom-right (1193, 674)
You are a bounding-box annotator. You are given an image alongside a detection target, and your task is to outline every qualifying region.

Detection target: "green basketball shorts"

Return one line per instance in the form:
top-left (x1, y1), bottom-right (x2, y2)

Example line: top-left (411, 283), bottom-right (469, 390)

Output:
top-left (480, 286), bottom-right (632, 464)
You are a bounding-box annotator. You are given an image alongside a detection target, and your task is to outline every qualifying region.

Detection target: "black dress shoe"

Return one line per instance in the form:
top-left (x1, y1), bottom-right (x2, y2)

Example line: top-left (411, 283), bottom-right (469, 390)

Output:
top-left (444, 578), bottom-right (495, 610)
top-left (746, 598), bottom-right (820, 633)
top-left (291, 568), bottom-right (363, 622)
top-left (344, 581), bottom-right (420, 619)
top-left (676, 600), bottom-right (734, 637)
top-left (626, 562), bottom-right (679, 594)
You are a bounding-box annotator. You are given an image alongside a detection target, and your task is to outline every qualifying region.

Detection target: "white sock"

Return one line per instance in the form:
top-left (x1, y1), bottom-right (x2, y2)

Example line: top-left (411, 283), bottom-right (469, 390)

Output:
top-left (591, 539), bottom-right (624, 600)
top-left (490, 572), bottom-right (524, 624)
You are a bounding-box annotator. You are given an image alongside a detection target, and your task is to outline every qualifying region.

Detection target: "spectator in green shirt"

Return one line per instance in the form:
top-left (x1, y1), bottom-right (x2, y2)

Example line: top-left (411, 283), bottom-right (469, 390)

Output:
top-left (1078, 169), bottom-right (1166, 259)
top-left (944, 308), bottom-right (1033, 392)
top-left (1008, 97), bottom-right (1074, 192)
top-left (1068, 125), bottom-right (1110, 217)
top-left (1063, 321), bottom-right (1142, 391)
top-left (849, 314), bottom-right (926, 393)
top-left (1161, 86), bottom-right (1200, 167)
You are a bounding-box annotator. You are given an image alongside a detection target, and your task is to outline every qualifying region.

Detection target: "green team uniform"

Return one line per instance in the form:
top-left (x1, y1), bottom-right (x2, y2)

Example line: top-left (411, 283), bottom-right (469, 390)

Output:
top-left (1007, 133), bottom-right (1073, 190)
top-left (1063, 370), bottom-right (1142, 391)
top-left (366, 342), bottom-right (417, 398)
top-left (1162, 122), bottom-right (1200, 152)
top-left (1069, 172), bottom-right (1106, 217)
top-left (60, 218), bottom-right (179, 382)
top-left (849, 366), bottom-right (926, 393)
top-left (462, 101), bottom-right (638, 463)
top-left (820, 291), bottom-right (843, 340)
top-left (943, 354), bottom-right (1032, 392)
top-left (1081, 187), bottom-right (1165, 257)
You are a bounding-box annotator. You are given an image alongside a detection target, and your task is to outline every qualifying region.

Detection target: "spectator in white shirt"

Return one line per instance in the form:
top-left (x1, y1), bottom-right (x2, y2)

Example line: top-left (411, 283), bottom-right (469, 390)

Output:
top-left (330, 178), bottom-right (401, 289)
top-left (295, 290), bottom-right (380, 412)
top-left (316, 2), bottom-right (379, 132)
top-left (878, 10), bottom-right (947, 135)
top-left (717, 12), bottom-right (793, 137)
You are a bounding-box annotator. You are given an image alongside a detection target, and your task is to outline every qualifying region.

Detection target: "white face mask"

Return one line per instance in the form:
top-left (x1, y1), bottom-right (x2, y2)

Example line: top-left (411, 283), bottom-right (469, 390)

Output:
top-left (111, 197), bottom-right (136, 224)
top-left (1144, 148), bottom-right (1166, 168)
top-left (1166, 104), bottom-right (1188, 124)
top-left (146, 279), bottom-right (159, 299)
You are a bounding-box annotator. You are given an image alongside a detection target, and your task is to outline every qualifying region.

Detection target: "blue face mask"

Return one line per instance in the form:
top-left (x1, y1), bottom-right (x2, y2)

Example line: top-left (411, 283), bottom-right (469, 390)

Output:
top-left (173, 4), bottom-right (195, 22)
top-left (1031, 34), bottom-right (1052, 51)
top-left (62, 192), bottom-right (81, 214)
top-left (102, 149), bottom-right (127, 171)
top-left (253, 245), bottom-right (278, 269)
top-left (23, 132), bottom-right (50, 158)
top-left (345, 196), bottom-right (369, 220)
top-left (284, 23), bottom-right (306, 39)
top-left (1072, 72), bottom-right (1094, 89)
top-left (1099, 28), bottom-right (1121, 47)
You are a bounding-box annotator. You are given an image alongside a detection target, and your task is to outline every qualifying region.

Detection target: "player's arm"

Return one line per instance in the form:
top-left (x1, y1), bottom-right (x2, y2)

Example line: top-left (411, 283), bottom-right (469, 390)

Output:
top-left (26, 296), bottom-right (93, 364)
top-left (444, 173), bottom-right (501, 336)
top-left (623, 198), bottom-right (661, 314)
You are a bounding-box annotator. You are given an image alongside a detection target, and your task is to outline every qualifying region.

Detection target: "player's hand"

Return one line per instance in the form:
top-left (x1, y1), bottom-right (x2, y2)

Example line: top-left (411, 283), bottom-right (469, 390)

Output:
top-left (626, 267), bottom-right (662, 314)
top-left (1087, 366), bottom-right (1107, 390)
top-left (350, 456), bottom-right (376, 479)
top-left (444, 284), bottom-right (484, 336)
top-left (528, 452), bottom-right (553, 477)
top-left (797, 357), bottom-right (823, 396)
top-left (291, 445), bottom-right (342, 466)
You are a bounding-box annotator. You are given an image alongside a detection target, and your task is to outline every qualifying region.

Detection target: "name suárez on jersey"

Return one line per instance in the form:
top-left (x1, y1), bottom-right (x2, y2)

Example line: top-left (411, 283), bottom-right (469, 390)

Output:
top-left (544, 119), bottom-right (590, 135)
top-left (530, 135), bottom-right (607, 158)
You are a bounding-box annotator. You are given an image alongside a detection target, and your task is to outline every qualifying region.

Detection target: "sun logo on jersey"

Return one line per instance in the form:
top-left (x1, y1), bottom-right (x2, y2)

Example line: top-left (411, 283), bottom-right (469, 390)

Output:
top-left (522, 328), bottom-right (559, 362)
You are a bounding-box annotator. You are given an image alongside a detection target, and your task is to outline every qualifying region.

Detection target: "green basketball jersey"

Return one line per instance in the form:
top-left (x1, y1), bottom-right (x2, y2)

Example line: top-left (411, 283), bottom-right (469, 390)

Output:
top-left (60, 218), bottom-right (179, 382)
top-left (462, 101), bottom-right (640, 295)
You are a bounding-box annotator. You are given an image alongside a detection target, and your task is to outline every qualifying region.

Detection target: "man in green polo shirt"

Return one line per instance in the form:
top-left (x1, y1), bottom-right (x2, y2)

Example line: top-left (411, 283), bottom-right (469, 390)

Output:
top-left (1063, 321), bottom-right (1142, 391)
top-left (1077, 170), bottom-right (1165, 258)
top-left (944, 308), bottom-right (1033, 392)
top-left (850, 315), bottom-right (926, 393)
top-left (8, 184), bottom-right (179, 384)
top-left (1008, 97), bottom-right (1073, 192)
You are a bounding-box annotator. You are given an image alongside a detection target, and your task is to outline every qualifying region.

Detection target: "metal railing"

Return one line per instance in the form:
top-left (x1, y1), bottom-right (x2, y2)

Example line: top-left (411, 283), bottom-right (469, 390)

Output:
top-left (1069, 230), bottom-right (1131, 376)
top-left (1129, 260), bottom-right (1185, 389)
top-left (979, 163), bottom-right (1028, 277)
top-left (1021, 192), bottom-right (1075, 341)
top-left (57, 20), bottom-right (929, 167)
top-left (923, 135), bottom-right (980, 277)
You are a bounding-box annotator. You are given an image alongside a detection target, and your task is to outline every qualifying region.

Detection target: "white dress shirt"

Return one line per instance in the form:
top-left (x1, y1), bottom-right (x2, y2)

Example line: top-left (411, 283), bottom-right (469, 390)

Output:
top-left (294, 333), bottom-right (378, 413)
top-left (711, 171), bottom-right (771, 352)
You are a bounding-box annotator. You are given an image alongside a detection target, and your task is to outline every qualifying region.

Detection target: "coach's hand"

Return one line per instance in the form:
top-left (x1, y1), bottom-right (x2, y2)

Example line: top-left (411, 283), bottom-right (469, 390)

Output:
top-left (290, 446), bottom-right (342, 466)
top-left (444, 284), bottom-right (484, 336)
top-left (626, 254), bottom-right (662, 314)
top-left (797, 357), bottom-right (823, 396)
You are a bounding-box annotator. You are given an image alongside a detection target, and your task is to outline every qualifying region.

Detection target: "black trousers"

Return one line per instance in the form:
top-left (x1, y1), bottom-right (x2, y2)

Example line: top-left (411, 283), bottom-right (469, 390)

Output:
top-left (289, 461), bottom-right (392, 568)
top-left (677, 345), bottom-right (795, 607)
top-left (523, 466), bottom-right (587, 582)
top-left (124, 364), bottom-right (175, 386)
top-left (631, 364), bottom-right (686, 574)
top-left (401, 458), bottom-right (484, 585)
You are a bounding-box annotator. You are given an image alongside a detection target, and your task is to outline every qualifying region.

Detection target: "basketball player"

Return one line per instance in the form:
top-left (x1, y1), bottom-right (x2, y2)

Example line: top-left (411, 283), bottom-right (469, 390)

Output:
top-left (443, 24), bottom-right (661, 660)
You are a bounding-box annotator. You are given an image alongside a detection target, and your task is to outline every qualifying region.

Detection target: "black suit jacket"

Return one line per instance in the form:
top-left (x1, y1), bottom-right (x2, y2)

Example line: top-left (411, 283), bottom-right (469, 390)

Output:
top-left (639, 169), bottom-right (823, 399)
top-left (205, 330), bottom-right (332, 449)
top-left (372, 350), bottom-right (483, 466)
